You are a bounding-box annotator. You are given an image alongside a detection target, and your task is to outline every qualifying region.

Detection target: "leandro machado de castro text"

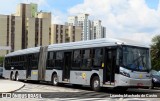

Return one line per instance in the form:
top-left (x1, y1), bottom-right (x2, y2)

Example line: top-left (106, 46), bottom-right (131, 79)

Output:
top-left (110, 94), bottom-right (157, 98)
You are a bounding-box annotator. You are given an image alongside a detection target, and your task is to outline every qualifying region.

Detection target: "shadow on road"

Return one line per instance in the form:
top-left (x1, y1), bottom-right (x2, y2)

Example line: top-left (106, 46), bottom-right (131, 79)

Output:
top-left (20, 80), bottom-right (160, 95)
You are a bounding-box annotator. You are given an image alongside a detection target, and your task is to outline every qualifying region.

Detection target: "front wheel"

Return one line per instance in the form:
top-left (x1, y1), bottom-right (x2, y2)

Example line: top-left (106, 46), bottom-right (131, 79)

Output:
top-left (91, 76), bottom-right (101, 92)
top-left (15, 73), bottom-right (19, 81)
top-left (52, 74), bottom-right (58, 86)
top-left (10, 73), bottom-right (14, 80)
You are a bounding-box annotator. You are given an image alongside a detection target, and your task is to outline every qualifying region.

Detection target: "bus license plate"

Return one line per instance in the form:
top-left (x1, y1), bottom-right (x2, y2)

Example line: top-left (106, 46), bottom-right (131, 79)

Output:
top-left (137, 83), bottom-right (143, 86)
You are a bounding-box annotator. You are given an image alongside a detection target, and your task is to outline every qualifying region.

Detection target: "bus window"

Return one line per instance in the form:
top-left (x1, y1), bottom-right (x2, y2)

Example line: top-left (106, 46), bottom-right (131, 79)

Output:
top-left (72, 50), bottom-right (81, 69)
top-left (5, 57), bottom-right (10, 70)
top-left (93, 48), bottom-right (103, 68)
top-left (81, 49), bottom-right (91, 70)
top-left (47, 52), bottom-right (55, 69)
top-left (55, 52), bottom-right (63, 69)
top-left (32, 53), bottom-right (38, 69)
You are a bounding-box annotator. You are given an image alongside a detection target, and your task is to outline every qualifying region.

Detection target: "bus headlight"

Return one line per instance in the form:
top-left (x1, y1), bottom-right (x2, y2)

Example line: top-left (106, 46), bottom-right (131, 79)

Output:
top-left (153, 78), bottom-right (158, 82)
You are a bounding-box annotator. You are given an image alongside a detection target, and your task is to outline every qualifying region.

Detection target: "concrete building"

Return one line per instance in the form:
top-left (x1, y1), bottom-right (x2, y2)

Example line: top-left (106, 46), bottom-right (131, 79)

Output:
top-left (0, 14), bottom-right (22, 56)
top-left (51, 24), bottom-right (82, 44)
top-left (91, 20), bottom-right (106, 39)
top-left (0, 15), bottom-right (10, 56)
top-left (0, 3), bottom-right (51, 56)
top-left (15, 3), bottom-right (51, 48)
top-left (67, 14), bottom-right (106, 41)
top-left (68, 14), bottom-right (91, 40)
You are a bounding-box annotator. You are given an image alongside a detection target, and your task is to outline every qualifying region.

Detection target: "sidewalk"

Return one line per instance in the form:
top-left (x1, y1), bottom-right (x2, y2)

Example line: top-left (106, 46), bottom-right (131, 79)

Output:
top-left (0, 79), bottom-right (24, 93)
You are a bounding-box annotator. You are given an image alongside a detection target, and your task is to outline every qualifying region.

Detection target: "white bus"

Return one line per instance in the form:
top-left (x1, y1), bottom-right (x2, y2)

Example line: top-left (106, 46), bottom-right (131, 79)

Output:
top-left (3, 38), bottom-right (152, 91)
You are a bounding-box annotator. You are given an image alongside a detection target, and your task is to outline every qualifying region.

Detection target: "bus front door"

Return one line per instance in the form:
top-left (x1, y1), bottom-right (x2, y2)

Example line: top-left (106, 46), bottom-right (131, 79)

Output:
top-left (104, 48), bottom-right (116, 84)
top-left (63, 52), bottom-right (71, 81)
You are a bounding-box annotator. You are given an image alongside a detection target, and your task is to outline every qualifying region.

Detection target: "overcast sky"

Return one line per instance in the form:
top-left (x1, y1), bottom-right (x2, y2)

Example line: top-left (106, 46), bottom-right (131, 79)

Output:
top-left (0, 0), bottom-right (160, 44)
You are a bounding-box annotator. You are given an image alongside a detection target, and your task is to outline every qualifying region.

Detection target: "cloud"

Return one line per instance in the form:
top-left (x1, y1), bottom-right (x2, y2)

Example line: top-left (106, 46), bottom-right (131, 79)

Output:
top-left (0, 0), bottom-right (49, 14)
top-left (21, 0), bottom-right (48, 6)
top-left (51, 9), bottom-right (67, 24)
top-left (68, 0), bottom-right (160, 44)
top-left (0, 0), bottom-right (65, 25)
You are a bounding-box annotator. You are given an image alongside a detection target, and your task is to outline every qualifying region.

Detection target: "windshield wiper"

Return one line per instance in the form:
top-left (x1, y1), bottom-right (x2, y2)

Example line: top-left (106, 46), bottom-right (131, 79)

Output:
top-left (132, 53), bottom-right (145, 64)
top-left (132, 53), bottom-right (147, 70)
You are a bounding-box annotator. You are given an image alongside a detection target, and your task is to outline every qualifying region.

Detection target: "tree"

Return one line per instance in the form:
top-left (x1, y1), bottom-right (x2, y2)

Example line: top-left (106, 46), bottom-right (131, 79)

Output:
top-left (151, 35), bottom-right (160, 70)
top-left (0, 57), bottom-right (4, 66)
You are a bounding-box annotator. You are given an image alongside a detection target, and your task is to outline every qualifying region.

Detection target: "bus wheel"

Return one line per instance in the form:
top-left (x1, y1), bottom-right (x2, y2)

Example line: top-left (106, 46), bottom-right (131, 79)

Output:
top-left (10, 73), bottom-right (14, 80)
top-left (52, 74), bottom-right (58, 86)
top-left (91, 76), bottom-right (101, 92)
top-left (15, 73), bottom-right (19, 81)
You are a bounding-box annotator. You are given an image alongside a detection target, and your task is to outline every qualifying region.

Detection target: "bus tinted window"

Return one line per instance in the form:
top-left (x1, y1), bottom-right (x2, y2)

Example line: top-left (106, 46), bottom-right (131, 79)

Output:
top-left (56, 52), bottom-right (63, 60)
top-left (93, 48), bottom-right (103, 67)
top-left (49, 52), bottom-right (54, 60)
top-left (55, 52), bottom-right (63, 69)
top-left (82, 49), bottom-right (91, 70)
top-left (32, 53), bottom-right (38, 69)
top-left (47, 52), bottom-right (55, 68)
top-left (72, 50), bottom-right (81, 69)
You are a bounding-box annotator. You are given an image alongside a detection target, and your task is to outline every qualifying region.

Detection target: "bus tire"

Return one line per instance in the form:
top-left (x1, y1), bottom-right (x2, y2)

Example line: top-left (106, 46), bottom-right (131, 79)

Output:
top-left (52, 74), bottom-right (58, 86)
top-left (91, 76), bottom-right (101, 92)
top-left (10, 72), bottom-right (14, 80)
top-left (15, 73), bottom-right (19, 81)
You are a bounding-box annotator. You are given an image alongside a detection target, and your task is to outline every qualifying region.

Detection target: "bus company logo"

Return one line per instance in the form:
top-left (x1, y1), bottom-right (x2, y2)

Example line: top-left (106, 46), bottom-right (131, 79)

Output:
top-left (2, 93), bottom-right (42, 99)
top-left (2, 93), bottom-right (11, 98)
top-left (75, 72), bottom-right (86, 79)
top-left (82, 73), bottom-right (86, 79)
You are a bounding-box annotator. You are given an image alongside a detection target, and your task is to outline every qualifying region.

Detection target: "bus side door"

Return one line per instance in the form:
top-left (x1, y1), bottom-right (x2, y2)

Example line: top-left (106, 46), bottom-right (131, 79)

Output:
top-left (104, 48), bottom-right (117, 84)
top-left (63, 52), bottom-right (72, 81)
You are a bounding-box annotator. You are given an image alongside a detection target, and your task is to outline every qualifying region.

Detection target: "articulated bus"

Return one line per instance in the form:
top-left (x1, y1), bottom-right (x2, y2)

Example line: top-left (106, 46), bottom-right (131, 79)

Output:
top-left (3, 38), bottom-right (152, 91)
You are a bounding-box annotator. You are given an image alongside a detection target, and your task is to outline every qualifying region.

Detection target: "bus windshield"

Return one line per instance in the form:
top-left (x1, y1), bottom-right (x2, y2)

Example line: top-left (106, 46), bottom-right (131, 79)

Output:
top-left (122, 46), bottom-right (151, 72)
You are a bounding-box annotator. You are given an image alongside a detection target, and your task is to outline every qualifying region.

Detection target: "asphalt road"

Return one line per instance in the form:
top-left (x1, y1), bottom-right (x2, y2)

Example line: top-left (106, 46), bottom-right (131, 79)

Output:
top-left (16, 81), bottom-right (160, 100)
top-left (1, 79), bottom-right (160, 101)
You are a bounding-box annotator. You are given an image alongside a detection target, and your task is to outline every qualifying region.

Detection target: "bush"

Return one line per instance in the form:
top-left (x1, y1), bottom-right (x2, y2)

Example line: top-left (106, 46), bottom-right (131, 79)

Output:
top-left (0, 57), bottom-right (4, 66)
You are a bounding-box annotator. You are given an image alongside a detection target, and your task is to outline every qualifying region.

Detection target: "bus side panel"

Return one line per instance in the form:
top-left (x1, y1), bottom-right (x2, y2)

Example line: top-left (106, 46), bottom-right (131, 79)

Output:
top-left (30, 70), bottom-right (38, 80)
top-left (3, 70), bottom-right (11, 79)
top-left (70, 70), bottom-right (103, 86)
top-left (45, 69), bottom-right (63, 82)
top-left (17, 70), bottom-right (26, 80)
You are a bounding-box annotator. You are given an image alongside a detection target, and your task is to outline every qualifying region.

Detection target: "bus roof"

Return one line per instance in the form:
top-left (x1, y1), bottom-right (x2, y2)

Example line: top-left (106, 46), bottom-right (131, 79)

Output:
top-left (5, 47), bottom-right (40, 57)
top-left (48, 38), bottom-right (149, 51)
top-left (5, 38), bottom-right (149, 57)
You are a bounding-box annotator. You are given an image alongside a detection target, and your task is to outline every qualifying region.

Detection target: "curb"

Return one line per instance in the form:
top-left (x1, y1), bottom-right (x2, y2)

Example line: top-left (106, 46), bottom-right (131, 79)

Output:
top-left (0, 81), bottom-right (25, 94)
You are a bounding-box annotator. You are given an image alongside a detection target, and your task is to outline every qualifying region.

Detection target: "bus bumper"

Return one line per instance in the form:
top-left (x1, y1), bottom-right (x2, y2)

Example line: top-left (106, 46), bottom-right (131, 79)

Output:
top-left (115, 75), bottom-right (152, 87)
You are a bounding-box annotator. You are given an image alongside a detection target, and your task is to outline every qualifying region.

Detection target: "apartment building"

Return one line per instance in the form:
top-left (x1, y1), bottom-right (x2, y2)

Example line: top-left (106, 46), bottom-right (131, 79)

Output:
top-left (0, 14), bottom-right (22, 56)
top-left (51, 24), bottom-right (82, 44)
top-left (68, 14), bottom-right (91, 40)
top-left (0, 3), bottom-right (51, 56)
top-left (91, 20), bottom-right (106, 39)
top-left (67, 13), bottom-right (106, 41)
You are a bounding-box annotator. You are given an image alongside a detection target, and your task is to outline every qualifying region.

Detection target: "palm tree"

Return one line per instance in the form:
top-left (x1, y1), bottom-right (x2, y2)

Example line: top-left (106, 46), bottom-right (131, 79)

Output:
top-left (151, 35), bottom-right (160, 70)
